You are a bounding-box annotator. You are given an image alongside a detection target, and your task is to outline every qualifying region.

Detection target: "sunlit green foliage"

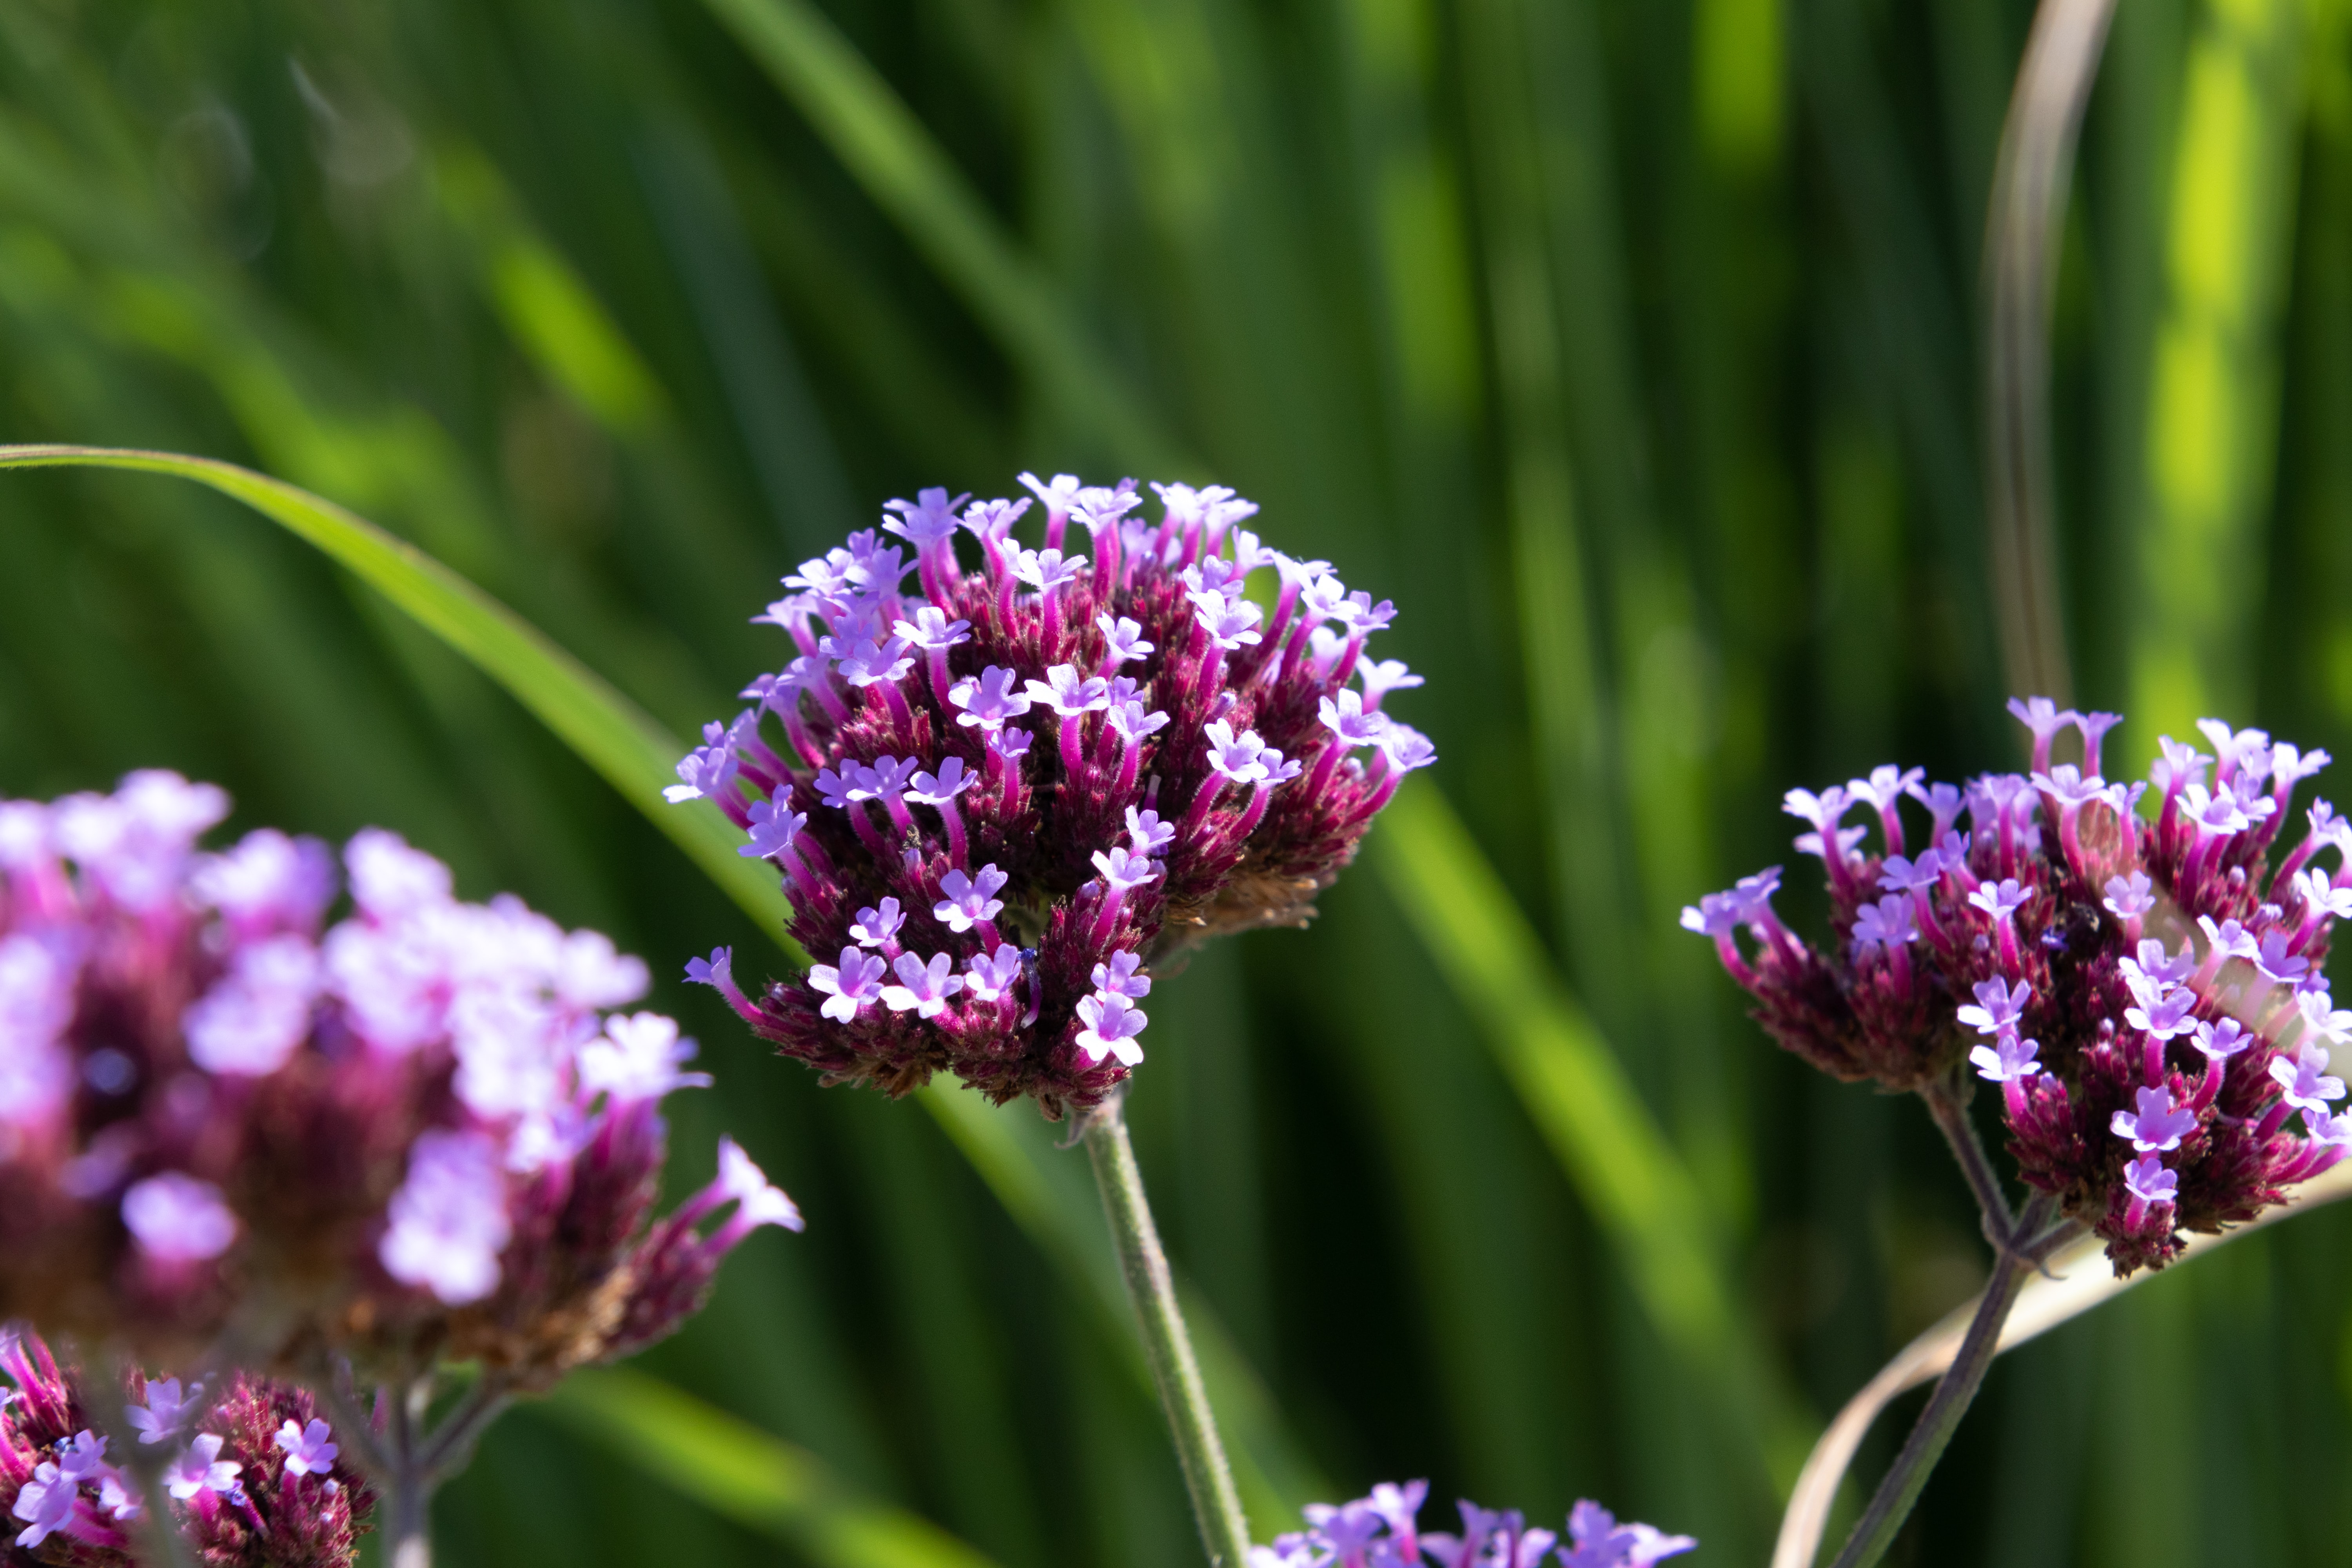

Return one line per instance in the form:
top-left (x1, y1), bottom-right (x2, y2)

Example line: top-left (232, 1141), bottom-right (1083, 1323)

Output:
top-left (4, 0), bottom-right (2352, 1563)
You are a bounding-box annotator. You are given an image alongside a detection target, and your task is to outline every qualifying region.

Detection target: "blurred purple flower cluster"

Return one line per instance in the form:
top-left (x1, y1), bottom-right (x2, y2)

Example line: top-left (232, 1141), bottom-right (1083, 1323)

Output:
top-left (1251, 1479), bottom-right (1695, 1568)
top-left (671, 475), bottom-right (1434, 1117)
top-left (0, 772), bottom-right (797, 1382)
top-left (1686, 699), bottom-right (2350, 1272)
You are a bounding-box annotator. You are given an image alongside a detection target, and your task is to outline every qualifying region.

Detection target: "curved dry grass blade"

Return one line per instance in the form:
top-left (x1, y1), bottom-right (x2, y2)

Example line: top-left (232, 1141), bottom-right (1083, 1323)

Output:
top-left (0, 443), bottom-right (800, 956)
top-left (1984, 0), bottom-right (2118, 707)
top-left (1771, 1161), bottom-right (2352, 1568)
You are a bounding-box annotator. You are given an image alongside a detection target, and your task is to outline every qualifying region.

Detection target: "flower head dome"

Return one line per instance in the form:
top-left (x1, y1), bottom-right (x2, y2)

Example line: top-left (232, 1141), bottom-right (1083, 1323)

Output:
top-left (673, 477), bottom-right (1433, 1117)
top-left (0, 773), bottom-right (799, 1379)
top-left (1686, 701), bottom-right (2350, 1274)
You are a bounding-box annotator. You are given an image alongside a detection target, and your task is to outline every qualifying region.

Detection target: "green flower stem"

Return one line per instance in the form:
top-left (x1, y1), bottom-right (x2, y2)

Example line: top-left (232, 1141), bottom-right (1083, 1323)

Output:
top-left (1824, 1190), bottom-right (2057, 1568)
top-left (1083, 1093), bottom-right (1254, 1568)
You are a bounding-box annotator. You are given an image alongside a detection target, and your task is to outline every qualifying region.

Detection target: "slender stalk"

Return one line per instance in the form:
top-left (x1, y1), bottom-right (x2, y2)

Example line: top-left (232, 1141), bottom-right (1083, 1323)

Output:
top-left (1824, 1191), bottom-right (2056, 1568)
top-left (1920, 1073), bottom-right (2016, 1246)
top-left (1082, 1092), bottom-right (1254, 1568)
top-left (387, 1376), bottom-right (434, 1568)
top-left (417, 1376), bottom-right (513, 1477)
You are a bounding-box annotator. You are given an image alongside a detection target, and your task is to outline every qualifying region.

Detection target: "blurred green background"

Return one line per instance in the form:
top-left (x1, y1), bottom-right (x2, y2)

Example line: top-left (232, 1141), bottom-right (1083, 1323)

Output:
top-left (4, 0), bottom-right (2352, 1561)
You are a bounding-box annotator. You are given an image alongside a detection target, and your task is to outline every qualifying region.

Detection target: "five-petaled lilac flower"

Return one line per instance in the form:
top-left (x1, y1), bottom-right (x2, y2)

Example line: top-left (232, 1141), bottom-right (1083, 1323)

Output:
top-left (1012, 547), bottom-right (1089, 595)
top-left (893, 606), bottom-right (972, 652)
top-left (710, 1138), bottom-right (805, 1238)
top-left (2181, 784), bottom-right (2250, 838)
top-left (2111, 1085), bottom-right (2199, 1152)
top-left (1107, 702), bottom-right (1170, 745)
top-left (949, 666), bottom-right (1033, 731)
top-left (2123, 1155), bottom-right (2178, 1207)
top-left (1955, 978), bottom-right (2032, 1038)
top-left (2124, 988), bottom-right (2198, 1042)
top-left (1377, 724), bottom-right (1436, 774)
top-left (664, 738), bottom-right (740, 804)
top-left (742, 799), bottom-right (806, 860)
top-left (2190, 1018), bottom-right (2254, 1061)
top-left (12, 1461), bottom-right (74, 1548)
top-left (1782, 786), bottom-right (1854, 837)
top-left (850, 899), bottom-right (906, 948)
top-left (2269, 1045), bottom-right (2347, 1113)
top-left (1194, 592), bottom-right (1265, 650)
top-left (1318, 690), bottom-right (1390, 750)
top-left (56, 1429), bottom-right (108, 1484)
top-left (1971, 1033), bottom-right (2043, 1083)
top-left (1356, 658), bottom-right (1423, 709)
top-left (808, 948), bottom-right (889, 1023)
top-left (1092, 846), bottom-right (1161, 893)
top-left (1025, 664), bottom-right (1112, 715)
top-left (129, 1377), bottom-right (197, 1445)
top-left (883, 487), bottom-right (970, 550)
top-left (1565, 1500), bottom-right (1697, 1568)
top-left (909, 758), bottom-right (976, 804)
top-left (963, 947), bottom-right (1025, 1004)
top-left (273, 1418), bottom-right (338, 1477)
top-left (2301, 989), bottom-right (2352, 1039)
top-left (1205, 721), bottom-right (1283, 787)
top-left (1074, 992), bottom-right (1148, 1067)
top-left (881, 953), bottom-right (964, 1018)
top-left (1968, 878), bottom-right (2029, 922)
top-left (1877, 852), bottom-right (1943, 893)
top-left (831, 635), bottom-right (917, 688)
top-left (1850, 897), bottom-right (1916, 952)
top-left (2031, 765), bottom-right (2108, 808)
top-left (121, 1172), bottom-right (238, 1263)
top-left (1679, 894), bottom-right (1743, 940)
top-left (163, 1433), bottom-right (241, 1500)
top-left (2255, 929), bottom-right (2310, 985)
top-left (2103, 871), bottom-right (2156, 920)
top-left (1127, 807), bottom-right (1176, 856)
top-left (2196, 915), bottom-right (2259, 962)
top-left (1091, 952), bottom-right (1152, 1000)
top-left (1098, 615), bottom-right (1154, 664)
top-left (934, 866), bottom-right (1009, 933)
top-left (2304, 1107), bottom-right (2352, 1147)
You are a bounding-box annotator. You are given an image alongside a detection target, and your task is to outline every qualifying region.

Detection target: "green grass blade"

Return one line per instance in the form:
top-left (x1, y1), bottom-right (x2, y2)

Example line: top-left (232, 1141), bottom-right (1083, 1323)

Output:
top-left (697, 0), bottom-right (1185, 471)
top-left (0, 444), bottom-right (798, 956)
top-left (541, 1367), bottom-right (1000, 1568)
top-left (1368, 779), bottom-right (1814, 1488)
top-left (918, 1083), bottom-right (1326, 1529)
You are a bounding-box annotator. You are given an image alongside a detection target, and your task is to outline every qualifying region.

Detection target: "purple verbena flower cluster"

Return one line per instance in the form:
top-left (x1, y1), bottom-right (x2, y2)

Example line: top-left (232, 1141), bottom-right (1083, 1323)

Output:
top-left (670, 476), bottom-right (1435, 1117)
top-left (0, 773), bottom-right (799, 1380)
top-left (1250, 1479), bottom-right (1695, 1568)
top-left (3, 1329), bottom-right (374, 1566)
top-left (1684, 700), bottom-right (2350, 1273)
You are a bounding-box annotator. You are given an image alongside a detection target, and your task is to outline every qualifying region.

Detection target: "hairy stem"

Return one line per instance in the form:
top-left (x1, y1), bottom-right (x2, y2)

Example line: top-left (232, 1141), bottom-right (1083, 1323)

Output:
top-left (1826, 1191), bottom-right (2057, 1568)
top-left (1083, 1093), bottom-right (1253, 1568)
top-left (1921, 1073), bottom-right (2016, 1247)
